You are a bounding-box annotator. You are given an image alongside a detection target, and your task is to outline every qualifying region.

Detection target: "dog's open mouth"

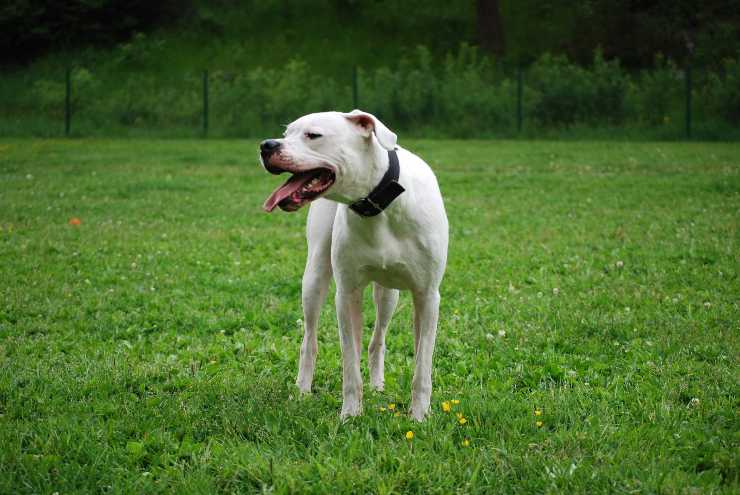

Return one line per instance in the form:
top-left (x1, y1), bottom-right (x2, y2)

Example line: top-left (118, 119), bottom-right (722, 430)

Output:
top-left (263, 167), bottom-right (336, 212)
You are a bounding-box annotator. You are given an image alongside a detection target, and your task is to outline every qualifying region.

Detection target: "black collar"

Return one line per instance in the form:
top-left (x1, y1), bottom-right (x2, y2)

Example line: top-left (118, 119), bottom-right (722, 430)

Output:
top-left (349, 149), bottom-right (405, 217)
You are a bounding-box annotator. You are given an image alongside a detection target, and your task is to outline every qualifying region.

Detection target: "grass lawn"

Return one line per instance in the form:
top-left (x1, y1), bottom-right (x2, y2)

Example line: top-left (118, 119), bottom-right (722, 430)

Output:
top-left (0, 138), bottom-right (738, 493)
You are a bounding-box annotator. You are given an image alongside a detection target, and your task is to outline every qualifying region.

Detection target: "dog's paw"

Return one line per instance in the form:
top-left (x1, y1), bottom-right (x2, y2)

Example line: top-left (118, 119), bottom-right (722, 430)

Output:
top-left (295, 377), bottom-right (313, 395)
top-left (369, 380), bottom-right (385, 392)
top-left (410, 402), bottom-right (430, 422)
top-left (340, 401), bottom-right (363, 421)
top-left (368, 361), bottom-right (384, 392)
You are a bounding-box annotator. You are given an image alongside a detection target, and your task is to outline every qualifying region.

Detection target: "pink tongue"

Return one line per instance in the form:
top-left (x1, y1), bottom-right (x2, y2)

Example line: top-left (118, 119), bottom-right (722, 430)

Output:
top-left (263, 171), bottom-right (316, 212)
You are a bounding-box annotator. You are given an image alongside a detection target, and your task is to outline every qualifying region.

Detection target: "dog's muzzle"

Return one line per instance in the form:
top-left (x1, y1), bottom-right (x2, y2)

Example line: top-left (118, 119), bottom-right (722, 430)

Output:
top-left (260, 139), bottom-right (284, 175)
top-left (259, 138), bottom-right (336, 213)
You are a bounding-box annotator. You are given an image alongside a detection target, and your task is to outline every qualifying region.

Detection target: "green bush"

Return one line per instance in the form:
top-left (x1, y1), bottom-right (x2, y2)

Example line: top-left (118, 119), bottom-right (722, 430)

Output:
top-left (635, 55), bottom-right (682, 126)
top-left (31, 79), bottom-right (64, 119)
top-left (209, 60), bottom-right (351, 137)
top-left (395, 46), bottom-right (437, 125)
top-left (31, 68), bottom-right (100, 119)
top-left (359, 66), bottom-right (400, 126)
top-left (702, 55), bottom-right (740, 125)
top-left (527, 53), bottom-right (595, 125)
top-left (359, 44), bottom-right (513, 136)
top-left (589, 51), bottom-right (629, 124)
top-left (4, 46), bottom-right (740, 139)
top-left (84, 73), bottom-right (199, 130)
top-left (436, 44), bottom-right (512, 136)
top-left (525, 51), bottom-right (629, 127)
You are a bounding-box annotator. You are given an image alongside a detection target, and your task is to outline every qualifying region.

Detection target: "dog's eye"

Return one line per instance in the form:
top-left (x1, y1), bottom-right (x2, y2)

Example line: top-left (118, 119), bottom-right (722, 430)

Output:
top-left (305, 132), bottom-right (322, 140)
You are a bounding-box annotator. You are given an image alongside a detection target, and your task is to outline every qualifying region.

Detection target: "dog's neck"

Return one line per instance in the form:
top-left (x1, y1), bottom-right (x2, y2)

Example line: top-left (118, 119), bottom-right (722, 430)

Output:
top-left (327, 138), bottom-right (389, 205)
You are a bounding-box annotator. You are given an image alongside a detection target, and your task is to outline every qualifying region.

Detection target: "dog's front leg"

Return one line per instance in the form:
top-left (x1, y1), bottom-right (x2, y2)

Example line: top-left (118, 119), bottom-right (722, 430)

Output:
top-left (336, 286), bottom-right (364, 419)
top-left (410, 290), bottom-right (440, 421)
top-left (296, 256), bottom-right (332, 393)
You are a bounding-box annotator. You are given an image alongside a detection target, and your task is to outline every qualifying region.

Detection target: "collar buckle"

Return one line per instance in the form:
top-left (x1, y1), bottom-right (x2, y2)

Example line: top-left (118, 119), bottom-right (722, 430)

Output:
top-left (348, 149), bottom-right (405, 218)
top-left (349, 197), bottom-right (383, 217)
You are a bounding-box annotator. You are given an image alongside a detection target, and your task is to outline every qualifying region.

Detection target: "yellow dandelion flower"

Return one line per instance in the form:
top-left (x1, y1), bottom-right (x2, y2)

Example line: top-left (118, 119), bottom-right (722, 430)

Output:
top-left (405, 431), bottom-right (414, 441)
top-left (536, 421), bottom-right (544, 428)
top-left (451, 399), bottom-right (460, 405)
top-left (534, 409), bottom-right (542, 416)
top-left (442, 401), bottom-right (451, 412)
top-left (456, 412), bottom-right (463, 419)
top-left (458, 416), bottom-right (467, 425)
top-left (388, 403), bottom-right (396, 411)
top-left (462, 438), bottom-right (470, 447)
top-left (379, 406), bottom-right (386, 412)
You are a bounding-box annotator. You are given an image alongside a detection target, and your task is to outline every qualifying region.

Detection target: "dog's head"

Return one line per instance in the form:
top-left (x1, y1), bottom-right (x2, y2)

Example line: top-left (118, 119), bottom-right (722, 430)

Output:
top-left (260, 110), bottom-right (397, 212)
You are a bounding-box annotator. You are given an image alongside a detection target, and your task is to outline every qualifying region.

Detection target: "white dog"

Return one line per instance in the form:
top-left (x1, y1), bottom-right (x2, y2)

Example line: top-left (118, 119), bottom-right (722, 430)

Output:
top-left (259, 110), bottom-right (448, 421)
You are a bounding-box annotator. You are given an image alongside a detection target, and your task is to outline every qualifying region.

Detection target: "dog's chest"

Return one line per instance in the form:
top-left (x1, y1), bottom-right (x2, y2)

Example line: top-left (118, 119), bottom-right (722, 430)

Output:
top-left (352, 249), bottom-right (416, 290)
top-left (333, 219), bottom-right (425, 290)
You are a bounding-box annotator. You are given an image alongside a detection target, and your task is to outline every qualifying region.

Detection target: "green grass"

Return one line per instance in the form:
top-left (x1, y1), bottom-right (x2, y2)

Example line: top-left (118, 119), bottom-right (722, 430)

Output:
top-left (1, 138), bottom-right (738, 493)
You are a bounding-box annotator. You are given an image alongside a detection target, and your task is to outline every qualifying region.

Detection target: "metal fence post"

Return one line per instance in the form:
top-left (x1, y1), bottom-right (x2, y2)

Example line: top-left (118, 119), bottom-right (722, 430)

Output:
top-left (516, 65), bottom-right (523, 133)
top-left (352, 66), bottom-right (358, 109)
top-left (203, 70), bottom-right (209, 137)
top-left (685, 63), bottom-right (692, 139)
top-left (65, 68), bottom-right (71, 136)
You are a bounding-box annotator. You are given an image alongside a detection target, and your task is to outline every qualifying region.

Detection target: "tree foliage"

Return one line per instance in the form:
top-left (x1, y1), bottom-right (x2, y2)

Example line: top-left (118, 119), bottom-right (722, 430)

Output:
top-left (1, 0), bottom-right (738, 69)
top-left (501, 0), bottom-right (740, 68)
top-left (0, 0), bottom-right (189, 65)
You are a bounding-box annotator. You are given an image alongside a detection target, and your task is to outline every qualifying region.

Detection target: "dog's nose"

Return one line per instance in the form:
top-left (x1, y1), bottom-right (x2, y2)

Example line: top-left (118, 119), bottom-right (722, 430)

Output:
top-left (260, 139), bottom-right (281, 154)
top-left (260, 139), bottom-right (285, 174)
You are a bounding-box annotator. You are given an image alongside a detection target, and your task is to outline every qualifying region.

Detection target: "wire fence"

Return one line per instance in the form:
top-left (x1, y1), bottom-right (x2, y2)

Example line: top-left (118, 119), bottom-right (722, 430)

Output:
top-left (0, 58), bottom-right (737, 140)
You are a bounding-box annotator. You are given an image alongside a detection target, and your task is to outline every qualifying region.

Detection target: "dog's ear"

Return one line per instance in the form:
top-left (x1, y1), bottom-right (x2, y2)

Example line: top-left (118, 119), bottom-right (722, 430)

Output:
top-left (343, 110), bottom-right (397, 151)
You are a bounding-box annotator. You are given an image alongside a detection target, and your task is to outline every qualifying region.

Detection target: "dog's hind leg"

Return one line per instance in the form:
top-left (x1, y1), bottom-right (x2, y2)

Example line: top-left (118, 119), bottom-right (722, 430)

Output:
top-left (297, 199), bottom-right (336, 394)
top-left (368, 283), bottom-right (399, 392)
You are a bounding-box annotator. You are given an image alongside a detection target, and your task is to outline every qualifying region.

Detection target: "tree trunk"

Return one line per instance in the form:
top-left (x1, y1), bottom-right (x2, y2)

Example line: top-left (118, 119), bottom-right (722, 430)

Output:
top-left (477, 0), bottom-right (505, 56)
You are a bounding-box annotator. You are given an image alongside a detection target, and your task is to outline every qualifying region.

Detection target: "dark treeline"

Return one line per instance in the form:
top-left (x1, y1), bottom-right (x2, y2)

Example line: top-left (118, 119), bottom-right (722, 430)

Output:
top-left (2, 0), bottom-right (739, 69)
top-left (0, 0), bottom-right (186, 65)
top-left (499, 0), bottom-right (740, 68)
